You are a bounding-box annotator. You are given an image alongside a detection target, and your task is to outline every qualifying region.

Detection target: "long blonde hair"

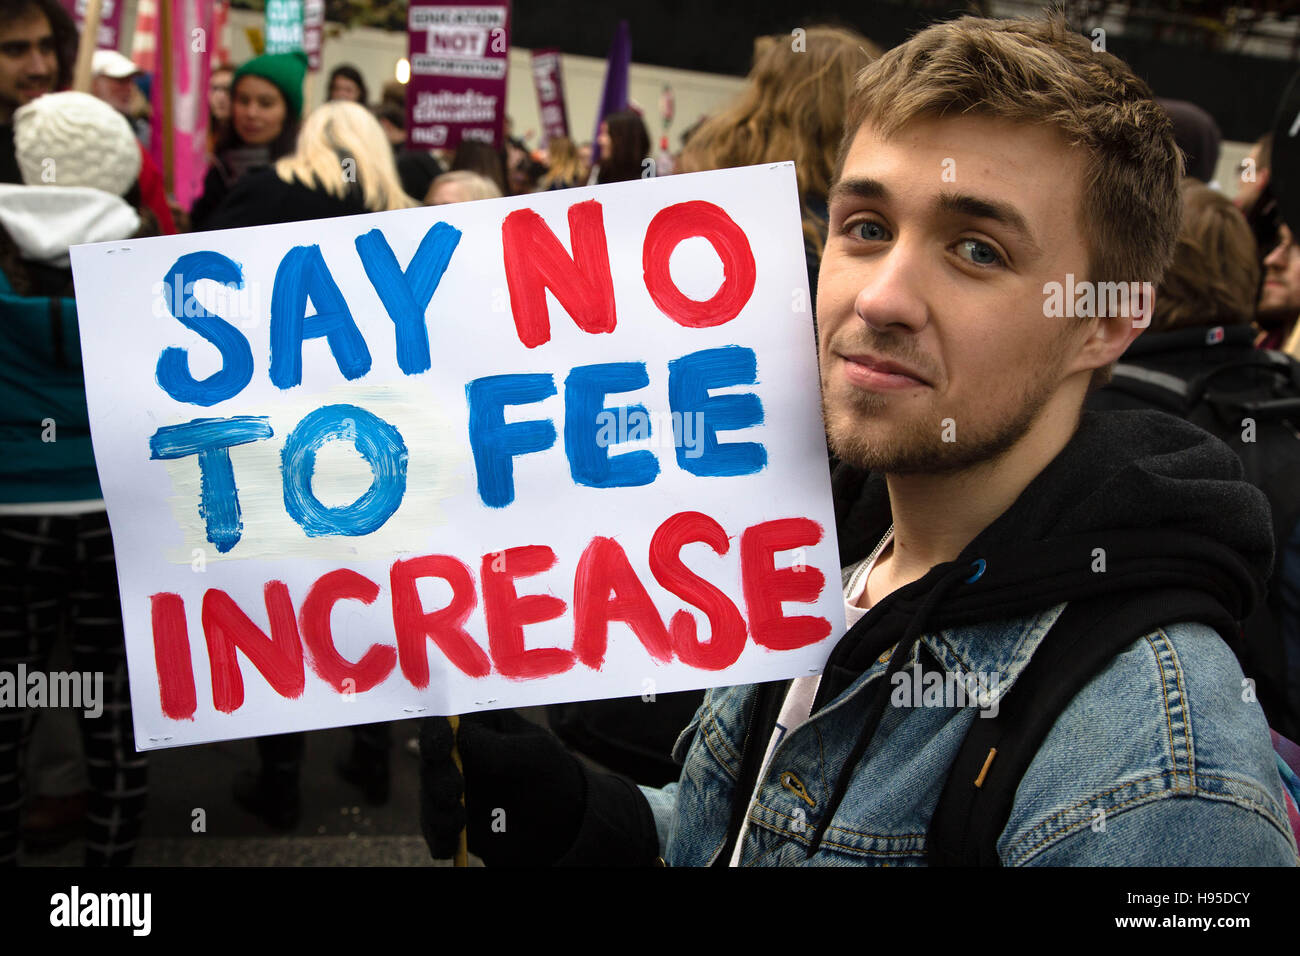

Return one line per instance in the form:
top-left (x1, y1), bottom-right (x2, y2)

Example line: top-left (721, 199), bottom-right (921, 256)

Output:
top-left (678, 25), bottom-right (880, 256)
top-left (540, 136), bottom-right (583, 189)
top-left (275, 101), bottom-right (417, 212)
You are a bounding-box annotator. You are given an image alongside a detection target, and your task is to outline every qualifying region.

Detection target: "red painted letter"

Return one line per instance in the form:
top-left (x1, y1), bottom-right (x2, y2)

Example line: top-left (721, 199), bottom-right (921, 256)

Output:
top-left (502, 200), bottom-right (616, 348)
top-left (649, 511), bottom-right (747, 670)
top-left (740, 518), bottom-right (831, 651)
top-left (151, 592), bottom-right (197, 720)
top-left (391, 555), bottom-right (490, 683)
top-left (573, 536), bottom-right (672, 670)
top-left (481, 545), bottom-right (573, 680)
top-left (202, 582), bottom-right (305, 713)
top-left (299, 569), bottom-right (396, 695)
top-left (642, 200), bottom-right (756, 328)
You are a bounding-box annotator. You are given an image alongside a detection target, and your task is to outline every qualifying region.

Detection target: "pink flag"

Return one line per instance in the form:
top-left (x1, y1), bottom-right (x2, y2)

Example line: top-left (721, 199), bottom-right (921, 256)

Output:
top-left (148, 0), bottom-right (213, 210)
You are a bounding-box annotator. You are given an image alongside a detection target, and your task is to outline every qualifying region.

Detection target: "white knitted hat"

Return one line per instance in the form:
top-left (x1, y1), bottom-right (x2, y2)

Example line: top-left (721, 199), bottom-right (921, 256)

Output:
top-left (13, 91), bottom-right (142, 196)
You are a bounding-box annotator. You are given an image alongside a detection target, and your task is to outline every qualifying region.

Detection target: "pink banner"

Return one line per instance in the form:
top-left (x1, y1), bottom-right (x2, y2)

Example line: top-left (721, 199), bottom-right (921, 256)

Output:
top-left (149, 0), bottom-right (212, 210)
top-left (530, 47), bottom-right (568, 145)
top-left (406, 0), bottom-right (511, 151)
top-left (303, 0), bottom-right (325, 72)
top-left (64, 0), bottom-right (125, 50)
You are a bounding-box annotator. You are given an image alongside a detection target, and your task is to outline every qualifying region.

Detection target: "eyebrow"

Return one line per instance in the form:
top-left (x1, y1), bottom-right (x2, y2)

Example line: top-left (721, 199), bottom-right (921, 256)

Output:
top-left (829, 176), bottom-right (1044, 256)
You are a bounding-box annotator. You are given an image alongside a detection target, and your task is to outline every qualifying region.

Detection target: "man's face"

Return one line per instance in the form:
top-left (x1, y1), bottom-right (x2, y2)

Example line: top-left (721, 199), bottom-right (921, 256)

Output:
top-left (818, 114), bottom-right (1096, 474)
top-left (1258, 223), bottom-right (1300, 328)
top-left (92, 73), bottom-right (135, 114)
top-left (0, 10), bottom-right (57, 117)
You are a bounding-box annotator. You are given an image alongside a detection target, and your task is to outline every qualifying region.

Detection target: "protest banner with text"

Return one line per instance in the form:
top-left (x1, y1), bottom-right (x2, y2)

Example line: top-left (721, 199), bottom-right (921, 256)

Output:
top-left (69, 164), bottom-right (844, 750)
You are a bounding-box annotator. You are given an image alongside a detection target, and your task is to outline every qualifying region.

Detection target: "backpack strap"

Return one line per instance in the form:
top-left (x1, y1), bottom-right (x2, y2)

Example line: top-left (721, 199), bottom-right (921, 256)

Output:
top-left (927, 588), bottom-right (1237, 866)
top-left (1106, 363), bottom-right (1192, 414)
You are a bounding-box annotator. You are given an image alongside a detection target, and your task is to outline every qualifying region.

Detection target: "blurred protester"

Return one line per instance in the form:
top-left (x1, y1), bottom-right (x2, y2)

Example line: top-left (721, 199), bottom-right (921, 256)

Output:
top-left (375, 99), bottom-right (444, 203)
top-left (590, 108), bottom-right (649, 185)
top-left (678, 25), bottom-right (880, 301)
top-left (206, 62), bottom-right (233, 156)
top-left (0, 91), bottom-right (155, 865)
top-left (201, 99), bottom-right (415, 230)
top-left (1089, 180), bottom-right (1300, 739)
top-left (425, 169), bottom-right (501, 204)
top-left (451, 138), bottom-right (506, 195)
top-left (1256, 221), bottom-right (1300, 352)
top-left (87, 48), bottom-right (174, 235)
top-left (538, 135), bottom-right (582, 191)
top-left (189, 51), bottom-right (306, 230)
top-left (1158, 98), bottom-right (1221, 185)
top-left (503, 134), bottom-right (544, 195)
top-left (196, 101), bottom-right (416, 827)
top-left (576, 140), bottom-right (593, 183)
top-left (327, 63), bottom-right (367, 105)
top-left (90, 49), bottom-right (145, 139)
top-left (0, 0), bottom-right (74, 183)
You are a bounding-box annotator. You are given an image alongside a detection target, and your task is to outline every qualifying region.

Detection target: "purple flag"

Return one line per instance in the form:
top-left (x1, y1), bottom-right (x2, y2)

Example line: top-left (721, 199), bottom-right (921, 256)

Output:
top-left (592, 19), bottom-right (630, 164)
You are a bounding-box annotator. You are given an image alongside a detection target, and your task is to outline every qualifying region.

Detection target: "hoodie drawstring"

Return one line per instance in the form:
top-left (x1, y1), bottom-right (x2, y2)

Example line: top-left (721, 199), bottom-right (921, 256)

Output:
top-left (805, 558), bottom-right (985, 858)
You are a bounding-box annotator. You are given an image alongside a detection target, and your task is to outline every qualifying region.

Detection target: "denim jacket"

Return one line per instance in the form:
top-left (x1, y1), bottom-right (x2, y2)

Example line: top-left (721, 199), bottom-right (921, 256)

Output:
top-left (641, 589), bottom-right (1300, 866)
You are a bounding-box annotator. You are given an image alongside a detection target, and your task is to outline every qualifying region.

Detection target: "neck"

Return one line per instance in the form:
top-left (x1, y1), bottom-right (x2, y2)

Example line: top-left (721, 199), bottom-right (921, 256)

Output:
top-left (882, 393), bottom-right (1084, 583)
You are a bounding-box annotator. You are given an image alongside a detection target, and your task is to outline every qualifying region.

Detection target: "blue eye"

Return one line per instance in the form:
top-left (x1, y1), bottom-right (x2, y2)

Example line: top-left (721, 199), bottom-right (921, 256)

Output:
top-left (848, 220), bottom-right (889, 242)
top-left (956, 239), bottom-right (1004, 267)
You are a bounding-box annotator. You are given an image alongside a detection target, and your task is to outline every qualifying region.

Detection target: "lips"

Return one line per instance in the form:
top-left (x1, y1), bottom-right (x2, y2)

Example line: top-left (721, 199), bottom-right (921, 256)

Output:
top-left (839, 352), bottom-right (932, 389)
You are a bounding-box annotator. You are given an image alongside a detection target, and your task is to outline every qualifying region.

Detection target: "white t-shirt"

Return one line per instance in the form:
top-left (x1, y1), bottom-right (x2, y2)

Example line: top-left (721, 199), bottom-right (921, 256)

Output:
top-left (728, 532), bottom-right (893, 865)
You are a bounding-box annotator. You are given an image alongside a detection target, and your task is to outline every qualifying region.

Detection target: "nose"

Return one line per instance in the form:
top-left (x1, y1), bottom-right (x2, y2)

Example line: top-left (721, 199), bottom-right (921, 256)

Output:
top-left (1264, 240), bottom-right (1288, 273)
top-left (852, 234), bottom-right (929, 335)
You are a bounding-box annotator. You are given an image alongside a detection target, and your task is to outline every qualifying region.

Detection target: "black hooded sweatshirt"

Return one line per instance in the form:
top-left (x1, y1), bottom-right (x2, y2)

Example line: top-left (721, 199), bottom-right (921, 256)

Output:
top-left (722, 407), bottom-right (1275, 856)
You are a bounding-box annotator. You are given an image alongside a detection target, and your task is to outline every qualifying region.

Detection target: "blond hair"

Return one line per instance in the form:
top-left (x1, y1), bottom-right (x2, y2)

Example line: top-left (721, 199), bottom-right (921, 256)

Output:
top-left (1151, 179), bottom-right (1260, 333)
top-left (539, 136), bottom-right (583, 190)
top-left (424, 170), bottom-right (503, 205)
top-left (678, 25), bottom-right (881, 257)
top-left (275, 101), bottom-right (417, 212)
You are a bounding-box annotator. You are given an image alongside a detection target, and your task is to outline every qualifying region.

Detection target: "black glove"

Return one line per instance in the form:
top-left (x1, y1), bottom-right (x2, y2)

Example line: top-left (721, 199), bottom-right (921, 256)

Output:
top-left (418, 709), bottom-right (661, 866)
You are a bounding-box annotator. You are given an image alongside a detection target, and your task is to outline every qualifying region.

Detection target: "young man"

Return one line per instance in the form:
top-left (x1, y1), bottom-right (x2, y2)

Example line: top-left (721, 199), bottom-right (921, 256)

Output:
top-left (0, 0), bottom-right (72, 183)
top-left (420, 15), bottom-right (1300, 865)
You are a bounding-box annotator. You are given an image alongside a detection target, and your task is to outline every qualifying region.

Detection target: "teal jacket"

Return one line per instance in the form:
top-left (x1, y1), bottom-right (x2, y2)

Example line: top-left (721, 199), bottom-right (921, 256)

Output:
top-left (0, 268), bottom-right (102, 503)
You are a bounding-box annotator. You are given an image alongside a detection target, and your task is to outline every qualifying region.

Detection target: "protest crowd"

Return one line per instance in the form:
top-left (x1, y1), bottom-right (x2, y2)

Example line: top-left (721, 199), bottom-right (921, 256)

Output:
top-left (0, 0), bottom-right (1299, 874)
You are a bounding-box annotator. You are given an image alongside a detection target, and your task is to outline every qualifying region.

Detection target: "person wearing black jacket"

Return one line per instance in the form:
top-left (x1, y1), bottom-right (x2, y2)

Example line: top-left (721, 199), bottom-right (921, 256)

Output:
top-left (1089, 178), bottom-right (1300, 741)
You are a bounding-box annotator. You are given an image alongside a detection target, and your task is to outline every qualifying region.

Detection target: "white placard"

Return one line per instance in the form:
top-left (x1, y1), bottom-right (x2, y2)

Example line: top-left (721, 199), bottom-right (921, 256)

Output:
top-left (69, 164), bottom-right (846, 750)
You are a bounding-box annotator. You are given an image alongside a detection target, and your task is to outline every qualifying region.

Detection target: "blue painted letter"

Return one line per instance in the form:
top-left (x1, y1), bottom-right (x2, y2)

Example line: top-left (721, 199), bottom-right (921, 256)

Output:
top-left (355, 223), bottom-right (462, 375)
top-left (281, 404), bottom-right (408, 537)
top-left (668, 346), bottom-right (766, 477)
top-left (466, 374), bottom-right (557, 507)
top-left (270, 245), bottom-right (372, 389)
top-left (149, 416), bottom-right (273, 552)
top-left (564, 362), bottom-right (658, 488)
top-left (155, 252), bottom-right (253, 406)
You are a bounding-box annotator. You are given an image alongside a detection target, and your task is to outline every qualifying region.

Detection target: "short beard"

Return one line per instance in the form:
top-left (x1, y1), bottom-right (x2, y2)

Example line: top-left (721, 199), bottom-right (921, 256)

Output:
top-left (821, 365), bottom-right (1058, 475)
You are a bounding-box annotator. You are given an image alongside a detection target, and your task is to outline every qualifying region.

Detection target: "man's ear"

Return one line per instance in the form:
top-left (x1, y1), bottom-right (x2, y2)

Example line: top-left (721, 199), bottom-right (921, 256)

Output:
top-left (1070, 284), bottom-right (1152, 375)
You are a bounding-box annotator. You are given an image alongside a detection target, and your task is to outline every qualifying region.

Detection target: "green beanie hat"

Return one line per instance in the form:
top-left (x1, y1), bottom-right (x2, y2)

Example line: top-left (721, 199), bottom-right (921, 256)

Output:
top-left (233, 51), bottom-right (309, 120)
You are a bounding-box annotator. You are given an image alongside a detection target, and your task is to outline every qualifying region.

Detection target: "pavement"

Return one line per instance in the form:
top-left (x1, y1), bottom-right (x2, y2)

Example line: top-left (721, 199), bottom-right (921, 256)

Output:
top-left (16, 712), bottom-right (538, 867)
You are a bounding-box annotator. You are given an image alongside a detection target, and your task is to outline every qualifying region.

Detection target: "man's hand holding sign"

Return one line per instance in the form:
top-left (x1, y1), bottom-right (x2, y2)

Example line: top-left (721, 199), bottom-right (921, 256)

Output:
top-left (69, 165), bottom-right (843, 805)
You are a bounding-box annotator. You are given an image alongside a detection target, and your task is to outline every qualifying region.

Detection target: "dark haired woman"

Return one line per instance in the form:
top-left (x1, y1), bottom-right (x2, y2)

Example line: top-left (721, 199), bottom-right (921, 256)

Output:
top-left (591, 108), bottom-right (650, 185)
top-left (189, 51), bottom-right (306, 230)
